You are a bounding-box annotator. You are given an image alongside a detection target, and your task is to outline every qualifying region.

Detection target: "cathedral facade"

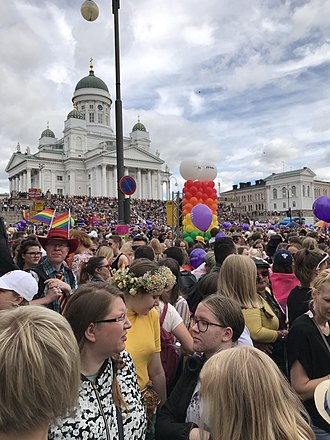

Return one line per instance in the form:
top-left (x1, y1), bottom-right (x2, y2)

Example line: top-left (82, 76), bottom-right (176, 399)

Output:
top-left (6, 62), bottom-right (171, 200)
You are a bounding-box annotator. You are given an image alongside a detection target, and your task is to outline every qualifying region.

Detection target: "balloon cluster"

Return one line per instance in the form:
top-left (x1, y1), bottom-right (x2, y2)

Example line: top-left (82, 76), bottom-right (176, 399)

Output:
top-left (180, 159), bottom-right (218, 243)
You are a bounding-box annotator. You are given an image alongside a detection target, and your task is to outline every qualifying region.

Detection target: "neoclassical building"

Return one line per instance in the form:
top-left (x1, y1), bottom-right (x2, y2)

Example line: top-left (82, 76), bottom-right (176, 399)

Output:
top-left (6, 62), bottom-right (171, 199)
top-left (220, 167), bottom-right (330, 222)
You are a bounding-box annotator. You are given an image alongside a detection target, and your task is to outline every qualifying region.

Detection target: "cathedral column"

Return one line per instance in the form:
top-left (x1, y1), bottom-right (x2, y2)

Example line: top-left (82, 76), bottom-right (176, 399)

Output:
top-left (22, 172), bottom-right (27, 192)
top-left (90, 167), bottom-right (94, 196)
top-left (124, 168), bottom-right (129, 176)
top-left (95, 166), bottom-right (102, 196)
top-left (51, 172), bottom-right (56, 194)
top-left (157, 171), bottom-right (161, 199)
top-left (26, 168), bottom-right (31, 191)
top-left (102, 164), bottom-right (107, 197)
top-left (148, 171), bottom-right (152, 199)
top-left (114, 167), bottom-right (118, 198)
top-left (137, 168), bottom-right (142, 199)
top-left (166, 178), bottom-right (170, 200)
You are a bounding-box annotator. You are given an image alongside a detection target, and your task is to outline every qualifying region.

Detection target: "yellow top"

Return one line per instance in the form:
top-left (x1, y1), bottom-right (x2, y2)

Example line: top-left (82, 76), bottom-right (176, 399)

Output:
top-left (126, 307), bottom-right (161, 390)
top-left (243, 296), bottom-right (279, 343)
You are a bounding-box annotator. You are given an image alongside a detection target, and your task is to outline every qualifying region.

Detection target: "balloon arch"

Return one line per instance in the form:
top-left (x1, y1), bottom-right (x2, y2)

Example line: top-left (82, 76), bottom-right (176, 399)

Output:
top-left (180, 159), bottom-right (218, 243)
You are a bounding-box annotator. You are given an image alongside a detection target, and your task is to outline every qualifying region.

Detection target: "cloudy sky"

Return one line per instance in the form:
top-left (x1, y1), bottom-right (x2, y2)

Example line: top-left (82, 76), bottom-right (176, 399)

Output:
top-left (1, 0), bottom-right (330, 194)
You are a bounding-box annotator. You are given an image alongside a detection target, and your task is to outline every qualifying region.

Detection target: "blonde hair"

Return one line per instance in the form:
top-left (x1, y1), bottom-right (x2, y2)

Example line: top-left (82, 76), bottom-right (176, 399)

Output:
top-left (200, 346), bottom-right (315, 440)
top-left (150, 238), bottom-right (163, 261)
top-left (302, 236), bottom-right (318, 250)
top-left (218, 254), bottom-right (259, 308)
top-left (96, 245), bottom-right (114, 262)
top-left (120, 241), bottom-right (134, 258)
top-left (0, 306), bottom-right (80, 434)
top-left (311, 268), bottom-right (330, 294)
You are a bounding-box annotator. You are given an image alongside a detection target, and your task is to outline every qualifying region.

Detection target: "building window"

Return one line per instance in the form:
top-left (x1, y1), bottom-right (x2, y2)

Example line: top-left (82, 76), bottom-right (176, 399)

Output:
top-left (88, 174), bottom-right (91, 180)
top-left (98, 114), bottom-right (103, 124)
top-left (81, 113), bottom-right (85, 119)
top-left (291, 185), bottom-right (296, 196)
top-left (56, 176), bottom-right (63, 181)
top-left (282, 187), bottom-right (287, 198)
top-left (106, 115), bottom-right (109, 125)
top-left (274, 203), bottom-right (277, 209)
top-left (81, 105), bottom-right (85, 110)
top-left (57, 188), bottom-right (63, 195)
top-left (68, 175), bottom-right (70, 181)
top-left (89, 113), bottom-right (94, 123)
top-left (283, 202), bottom-right (286, 208)
top-left (273, 188), bottom-right (277, 199)
top-left (89, 105), bottom-right (94, 109)
top-left (303, 185), bottom-right (305, 196)
top-left (324, 189), bottom-right (328, 195)
top-left (293, 201), bottom-right (296, 207)
top-left (307, 185), bottom-right (310, 197)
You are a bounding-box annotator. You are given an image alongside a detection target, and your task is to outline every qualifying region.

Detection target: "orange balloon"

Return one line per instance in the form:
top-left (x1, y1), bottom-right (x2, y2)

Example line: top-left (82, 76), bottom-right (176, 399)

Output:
top-left (205, 198), bottom-right (213, 208)
top-left (185, 203), bottom-right (193, 212)
top-left (183, 209), bottom-right (188, 216)
top-left (190, 197), bottom-right (198, 206)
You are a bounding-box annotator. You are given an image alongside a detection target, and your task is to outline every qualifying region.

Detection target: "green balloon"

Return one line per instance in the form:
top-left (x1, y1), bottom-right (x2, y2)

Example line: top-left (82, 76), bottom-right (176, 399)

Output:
top-left (205, 231), bottom-right (211, 239)
top-left (183, 231), bottom-right (189, 238)
top-left (190, 231), bottom-right (198, 239)
top-left (185, 236), bottom-right (193, 243)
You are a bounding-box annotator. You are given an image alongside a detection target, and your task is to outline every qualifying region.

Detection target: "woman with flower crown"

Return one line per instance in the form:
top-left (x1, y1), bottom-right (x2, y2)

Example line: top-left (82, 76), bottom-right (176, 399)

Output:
top-left (111, 258), bottom-right (174, 439)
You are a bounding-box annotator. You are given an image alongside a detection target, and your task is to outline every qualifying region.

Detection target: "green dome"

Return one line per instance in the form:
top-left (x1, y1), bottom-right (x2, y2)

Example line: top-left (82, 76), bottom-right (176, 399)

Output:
top-left (132, 121), bottom-right (146, 132)
top-left (41, 128), bottom-right (55, 138)
top-left (75, 69), bottom-right (109, 92)
top-left (67, 108), bottom-right (84, 120)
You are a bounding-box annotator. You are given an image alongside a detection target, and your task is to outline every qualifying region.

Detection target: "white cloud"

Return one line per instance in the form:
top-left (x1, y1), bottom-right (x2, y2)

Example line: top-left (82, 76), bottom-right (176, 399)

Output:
top-left (0, 0), bottom-right (330, 198)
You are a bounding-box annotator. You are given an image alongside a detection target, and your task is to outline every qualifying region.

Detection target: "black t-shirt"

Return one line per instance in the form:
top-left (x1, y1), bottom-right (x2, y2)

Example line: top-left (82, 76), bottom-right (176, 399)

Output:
top-left (287, 285), bottom-right (312, 326)
top-left (287, 314), bottom-right (330, 432)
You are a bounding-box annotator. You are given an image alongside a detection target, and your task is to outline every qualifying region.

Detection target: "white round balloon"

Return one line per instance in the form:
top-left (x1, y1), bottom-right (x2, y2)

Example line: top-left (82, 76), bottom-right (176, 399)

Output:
top-left (179, 159), bottom-right (200, 180)
top-left (197, 161), bottom-right (217, 182)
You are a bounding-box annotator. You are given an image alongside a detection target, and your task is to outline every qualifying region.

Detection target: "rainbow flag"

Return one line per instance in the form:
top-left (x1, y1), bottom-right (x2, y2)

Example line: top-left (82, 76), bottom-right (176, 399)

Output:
top-left (51, 212), bottom-right (75, 230)
top-left (21, 209), bottom-right (29, 222)
top-left (30, 208), bottom-right (55, 225)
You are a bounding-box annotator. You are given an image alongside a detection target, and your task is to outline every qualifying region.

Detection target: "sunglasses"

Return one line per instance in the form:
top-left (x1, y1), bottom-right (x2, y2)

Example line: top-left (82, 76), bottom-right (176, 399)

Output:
top-left (316, 253), bottom-right (329, 270)
top-left (257, 270), bottom-right (269, 283)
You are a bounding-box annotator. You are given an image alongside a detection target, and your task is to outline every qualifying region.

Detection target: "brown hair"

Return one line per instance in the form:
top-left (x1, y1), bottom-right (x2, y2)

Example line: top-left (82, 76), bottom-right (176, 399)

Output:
top-left (79, 256), bottom-right (107, 285)
top-left (294, 249), bottom-right (325, 287)
top-left (128, 258), bottom-right (159, 294)
top-left (64, 283), bottom-right (126, 408)
top-left (69, 229), bottom-right (92, 249)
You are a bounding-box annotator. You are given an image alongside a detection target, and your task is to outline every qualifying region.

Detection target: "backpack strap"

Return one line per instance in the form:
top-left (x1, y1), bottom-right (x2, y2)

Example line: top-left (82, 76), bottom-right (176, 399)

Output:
top-left (30, 265), bottom-right (49, 299)
top-left (160, 303), bottom-right (168, 327)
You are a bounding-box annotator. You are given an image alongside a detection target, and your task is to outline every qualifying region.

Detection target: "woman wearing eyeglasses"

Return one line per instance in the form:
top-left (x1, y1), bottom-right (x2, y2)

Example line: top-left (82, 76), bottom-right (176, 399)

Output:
top-left (48, 282), bottom-right (147, 440)
top-left (155, 294), bottom-right (244, 440)
top-left (16, 238), bottom-right (42, 270)
top-left (79, 256), bottom-right (111, 285)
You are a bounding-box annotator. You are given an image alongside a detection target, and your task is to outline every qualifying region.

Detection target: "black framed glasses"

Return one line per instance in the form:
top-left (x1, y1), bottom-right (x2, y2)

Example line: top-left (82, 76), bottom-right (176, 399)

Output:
top-left (94, 312), bottom-right (127, 324)
top-left (316, 253), bottom-right (329, 270)
top-left (25, 251), bottom-right (42, 257)
top-left (191, 317), bottom-right (227, 333)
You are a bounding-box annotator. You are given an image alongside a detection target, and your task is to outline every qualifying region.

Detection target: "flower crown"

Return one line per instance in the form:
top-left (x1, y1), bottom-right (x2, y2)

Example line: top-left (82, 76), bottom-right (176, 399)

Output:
top-left (111, 266), bottom-right (176, 296)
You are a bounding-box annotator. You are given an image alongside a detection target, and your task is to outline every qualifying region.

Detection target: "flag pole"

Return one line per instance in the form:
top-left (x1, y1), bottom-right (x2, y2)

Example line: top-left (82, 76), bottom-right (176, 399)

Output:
top-left (68, 209), bottom-right (71, 238)
top-left (49, 209), bottom-right (56, 231)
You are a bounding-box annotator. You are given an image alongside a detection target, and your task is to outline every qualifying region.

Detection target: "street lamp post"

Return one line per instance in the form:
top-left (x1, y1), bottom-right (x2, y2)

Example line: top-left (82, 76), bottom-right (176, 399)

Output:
top-left (81, 0), bottom-right (126, 224)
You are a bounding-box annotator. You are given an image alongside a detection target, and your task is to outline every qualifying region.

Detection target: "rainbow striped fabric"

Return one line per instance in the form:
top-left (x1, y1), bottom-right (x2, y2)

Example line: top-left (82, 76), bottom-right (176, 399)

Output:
top-left (30, 208), bottom-right (55, 225)
top-left (52, 212), bottom-right (75, 230)
top-left (21, 209), bottom-right (29, 221)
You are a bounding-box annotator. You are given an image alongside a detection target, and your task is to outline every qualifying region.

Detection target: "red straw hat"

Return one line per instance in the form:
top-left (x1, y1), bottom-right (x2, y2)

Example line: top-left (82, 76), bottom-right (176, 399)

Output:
top-left (38, 228), bottom-right (79, 253)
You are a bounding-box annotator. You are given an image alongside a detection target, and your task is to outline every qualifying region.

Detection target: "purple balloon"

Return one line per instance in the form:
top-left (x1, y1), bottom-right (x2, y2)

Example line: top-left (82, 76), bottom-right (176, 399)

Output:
top-left (242, 223), bottom-right (250, 231)
top-left (269, 224), bottom-right (275, 230)
top-left (190, 204), bottom-right (213, 231)
top-left (223, 221), bottom-right (232, 229)
top-left (189, 248), bottom-right (206, 269)
top-left (216, 231), bottom-right (227, 238)
top-left (313, 196), bottom-right (330, 222)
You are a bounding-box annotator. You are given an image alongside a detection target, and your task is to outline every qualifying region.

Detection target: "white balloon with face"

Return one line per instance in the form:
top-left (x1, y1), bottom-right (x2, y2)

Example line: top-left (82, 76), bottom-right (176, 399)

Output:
top-left (179, 159), bottom-right (200, 181)
top-left (198, 160), bottom-right (218, 182)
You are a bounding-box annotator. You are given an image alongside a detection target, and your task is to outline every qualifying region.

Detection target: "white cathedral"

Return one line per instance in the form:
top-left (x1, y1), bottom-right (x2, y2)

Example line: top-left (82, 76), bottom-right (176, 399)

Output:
top-left (6, 61), bottom-right (171, 199)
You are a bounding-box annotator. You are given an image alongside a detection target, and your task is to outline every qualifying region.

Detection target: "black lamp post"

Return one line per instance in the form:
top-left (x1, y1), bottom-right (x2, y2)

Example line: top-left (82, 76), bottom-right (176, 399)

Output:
top-left (81, 0), bottom-right (126, 224)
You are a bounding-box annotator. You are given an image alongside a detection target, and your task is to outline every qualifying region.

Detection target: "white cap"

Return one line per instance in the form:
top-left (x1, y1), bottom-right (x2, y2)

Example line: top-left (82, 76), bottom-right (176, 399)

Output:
top-left (0, 271), bottom-right (38, 301)
top-left (88, 230), bottom-right (98, 238)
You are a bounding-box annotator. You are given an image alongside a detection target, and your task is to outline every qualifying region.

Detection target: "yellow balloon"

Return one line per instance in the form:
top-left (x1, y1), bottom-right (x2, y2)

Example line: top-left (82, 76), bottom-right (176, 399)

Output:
top-left (186, 224), bottom-right (193, 233)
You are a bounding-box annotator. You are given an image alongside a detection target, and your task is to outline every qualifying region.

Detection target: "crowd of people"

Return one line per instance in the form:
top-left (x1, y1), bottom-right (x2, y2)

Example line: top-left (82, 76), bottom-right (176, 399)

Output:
top-left (0, 207), bottom-right (330, 440)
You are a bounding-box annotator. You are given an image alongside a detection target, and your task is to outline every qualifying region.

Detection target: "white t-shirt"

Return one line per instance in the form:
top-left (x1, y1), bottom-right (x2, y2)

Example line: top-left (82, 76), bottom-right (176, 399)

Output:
top-left (156, 301), bottom-right (183, 333)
